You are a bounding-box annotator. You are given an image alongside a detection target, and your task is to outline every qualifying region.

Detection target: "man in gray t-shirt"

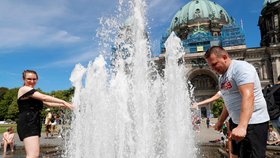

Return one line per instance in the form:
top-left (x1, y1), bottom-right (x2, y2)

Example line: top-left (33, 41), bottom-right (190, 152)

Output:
top-left (219, 59), bottom-right (269, 124)
top-left (204, 46), bottom-right (269, 158)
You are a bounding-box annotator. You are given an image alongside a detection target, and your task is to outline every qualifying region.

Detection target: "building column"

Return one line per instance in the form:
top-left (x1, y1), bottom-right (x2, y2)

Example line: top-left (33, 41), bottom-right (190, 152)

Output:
top-left (259, 63), bottom-right (264, 80)
top-left (262, 60), bottom-right (268, 80)
top-left (274, 58), bottom-right (280, 81)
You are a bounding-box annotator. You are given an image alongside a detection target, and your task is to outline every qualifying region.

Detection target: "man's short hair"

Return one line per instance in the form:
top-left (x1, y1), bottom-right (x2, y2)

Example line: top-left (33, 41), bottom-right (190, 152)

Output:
top-left (204, 46), bottom-right (227, 58)
top-left (278, 75), bottom-right (280, 81)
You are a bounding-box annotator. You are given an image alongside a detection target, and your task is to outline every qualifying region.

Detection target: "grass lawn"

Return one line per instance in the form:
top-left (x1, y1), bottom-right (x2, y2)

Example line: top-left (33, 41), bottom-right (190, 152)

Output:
top-left (0, 124), bottom-right (46, 134)
top-left (0, 124), bottom-right (17, 133)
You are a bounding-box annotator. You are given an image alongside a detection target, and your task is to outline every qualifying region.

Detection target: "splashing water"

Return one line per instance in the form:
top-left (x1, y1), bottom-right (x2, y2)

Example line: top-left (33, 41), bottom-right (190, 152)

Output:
top-left (65, 0), bottom-right (196, 157)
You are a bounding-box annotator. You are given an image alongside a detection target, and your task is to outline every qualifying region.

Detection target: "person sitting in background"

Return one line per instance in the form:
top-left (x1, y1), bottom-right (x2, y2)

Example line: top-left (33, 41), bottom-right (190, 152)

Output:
top-left (45, 109), bottom-right (52, 138)
top-left (267, 126), bottom-right (280, 145)
top-left (192, 115), bottom-right (201, 132)
top-left (51, 113), bottom-right (58, 136)
top-left (2, 127), bottom-right (15, 153)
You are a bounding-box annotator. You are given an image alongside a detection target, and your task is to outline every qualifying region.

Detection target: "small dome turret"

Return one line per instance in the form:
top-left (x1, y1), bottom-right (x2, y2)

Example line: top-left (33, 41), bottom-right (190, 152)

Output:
top-left (263, 0), bottom-right (280, 8)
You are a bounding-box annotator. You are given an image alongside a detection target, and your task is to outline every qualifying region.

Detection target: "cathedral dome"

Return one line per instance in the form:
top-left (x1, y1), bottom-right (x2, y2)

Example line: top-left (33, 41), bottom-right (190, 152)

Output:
top-left (169, 0), bottom-right (232, 31)
top-left (160, 0), bottom-right (246, 54)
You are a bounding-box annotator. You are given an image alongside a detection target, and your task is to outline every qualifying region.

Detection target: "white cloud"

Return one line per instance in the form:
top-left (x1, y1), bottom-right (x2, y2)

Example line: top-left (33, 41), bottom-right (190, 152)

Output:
top-left (37, 48), bottom-right (99, 68)
top-left (148, 0), bottom-right (183, 23)
top-left (0, 27), bottom-right (44, 48)
top-left (0, 2), bottom-right (65, 48)
top-left (0, 0), bottom-right (98, 49)
top-left (49, 31), bottom-right (81, 43)
top-left (0, 26), bottom-right (81, 49)
top-left (148, 0), bottom-right (162, 8)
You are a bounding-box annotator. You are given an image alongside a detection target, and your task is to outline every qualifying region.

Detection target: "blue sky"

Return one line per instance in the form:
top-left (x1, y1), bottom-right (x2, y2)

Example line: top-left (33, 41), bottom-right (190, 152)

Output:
top-left (0, 0), bottom-right (264, 92)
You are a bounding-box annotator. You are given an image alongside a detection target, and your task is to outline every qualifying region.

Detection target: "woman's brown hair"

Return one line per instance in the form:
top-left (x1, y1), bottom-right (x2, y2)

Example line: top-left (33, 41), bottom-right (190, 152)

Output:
top-left (22, 70), bottom-right (38, 80)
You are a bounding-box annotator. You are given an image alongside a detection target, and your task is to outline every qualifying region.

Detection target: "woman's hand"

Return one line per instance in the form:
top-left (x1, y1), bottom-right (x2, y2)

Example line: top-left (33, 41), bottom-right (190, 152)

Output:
top-left (191, 103), bottom-right (199, 110)
top-left (63, 101), bottom-right (74, 110)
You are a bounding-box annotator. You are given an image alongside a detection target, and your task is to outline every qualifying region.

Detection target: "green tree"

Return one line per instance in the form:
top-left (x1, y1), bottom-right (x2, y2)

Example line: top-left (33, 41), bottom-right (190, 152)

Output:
top-left (0, 87), bottom-right (74, 122)
top-left (5, 99), bottom-right (19, 122)
top-left (0, 88), bottom-right (18, 121)
top-left (0, 100), bottom-right (8, 120)
top-left (0, 87), bottom-right (8, 100)
top-left (50, 87), bottom-right (74, 102)
top-left (211, 98), bottom-right (224, 118)
top-left (0, 87), bottom-right (9, 120)
top-left (41, 87), bottom-right (74, 118)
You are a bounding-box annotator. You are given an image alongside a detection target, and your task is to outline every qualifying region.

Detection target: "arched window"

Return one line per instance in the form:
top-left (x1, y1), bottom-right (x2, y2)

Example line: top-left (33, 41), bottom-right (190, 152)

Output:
top-left (190, 74), bottom-right (216, 90)
top-left (213, 32), bottom-right (218, 36)
top-left (194, 9), bottom-right (201, 18)
top-left (220, 10), bottom-right (225, 20)
top-left (274, 13), bottom-right (278, 29)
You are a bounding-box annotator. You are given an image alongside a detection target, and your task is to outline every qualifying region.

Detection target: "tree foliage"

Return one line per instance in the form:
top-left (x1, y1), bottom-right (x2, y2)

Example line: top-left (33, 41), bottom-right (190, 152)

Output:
top-left (49, 87), bottom-right (74, 102)
top-left (5, 99), bottom-right (19, 122)
top-left (0, 88), bottom-right (18, 120)
top-left (0, 87), bottom-right (8, 99)
top-left (211, 98), bottom-right (224, 118)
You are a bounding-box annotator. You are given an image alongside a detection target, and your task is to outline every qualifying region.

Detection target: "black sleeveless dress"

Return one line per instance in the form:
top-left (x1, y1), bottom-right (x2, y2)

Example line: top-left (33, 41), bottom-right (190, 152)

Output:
top-left (17, 89), bottom-right (43, 141)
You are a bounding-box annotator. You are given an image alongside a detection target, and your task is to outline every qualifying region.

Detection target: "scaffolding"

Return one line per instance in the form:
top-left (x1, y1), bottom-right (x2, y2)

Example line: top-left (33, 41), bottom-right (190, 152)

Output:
top-left (221, 23), bottom-right (246, 47)
top-left (183, 31), bottom-right (213, 53)
top-left (160, 23), bottom-right (246, 54)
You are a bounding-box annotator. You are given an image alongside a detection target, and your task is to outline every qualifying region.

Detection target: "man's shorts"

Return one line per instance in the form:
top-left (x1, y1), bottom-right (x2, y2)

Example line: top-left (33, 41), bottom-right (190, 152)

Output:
top-left (228, 118), bottom-right (238, 155)
top-left (230, 120), bottom-right (268, 158)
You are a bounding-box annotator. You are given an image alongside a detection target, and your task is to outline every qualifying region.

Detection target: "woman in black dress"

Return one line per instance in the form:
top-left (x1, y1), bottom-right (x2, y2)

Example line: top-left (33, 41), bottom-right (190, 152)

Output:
top-left (17, 70), bottom-right (73, 158)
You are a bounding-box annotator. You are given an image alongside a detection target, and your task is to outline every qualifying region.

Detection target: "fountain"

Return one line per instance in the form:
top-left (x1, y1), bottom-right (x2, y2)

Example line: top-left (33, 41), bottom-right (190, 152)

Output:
top-left (65, 0), bottom-right (196, 157)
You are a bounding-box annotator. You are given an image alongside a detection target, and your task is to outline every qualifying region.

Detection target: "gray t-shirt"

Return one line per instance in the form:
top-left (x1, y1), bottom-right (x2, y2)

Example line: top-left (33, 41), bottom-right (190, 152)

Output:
top-left (219, 60), bottom-right (269, 124)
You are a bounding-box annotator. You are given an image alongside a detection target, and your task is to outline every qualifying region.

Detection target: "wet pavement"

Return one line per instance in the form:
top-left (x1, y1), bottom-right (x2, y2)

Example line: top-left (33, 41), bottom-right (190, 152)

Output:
top-left (1, 118), bottom-right (280, 157)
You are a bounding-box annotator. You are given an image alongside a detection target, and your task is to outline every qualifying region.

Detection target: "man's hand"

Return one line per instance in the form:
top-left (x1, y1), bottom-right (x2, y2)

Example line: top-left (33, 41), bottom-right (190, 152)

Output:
top-left (231, 126), bottom-right (247, 142)
top-left (214, 121), bottom-right (223, 131)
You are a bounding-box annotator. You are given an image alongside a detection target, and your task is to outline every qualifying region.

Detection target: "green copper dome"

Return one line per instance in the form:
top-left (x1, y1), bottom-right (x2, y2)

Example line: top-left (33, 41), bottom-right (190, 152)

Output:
top-left (169, 0), bottom-right (232, 31)
top-left (263, 0), bottom-right (280, 8)
top-left (160, 0), bottom-right (246, 54)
